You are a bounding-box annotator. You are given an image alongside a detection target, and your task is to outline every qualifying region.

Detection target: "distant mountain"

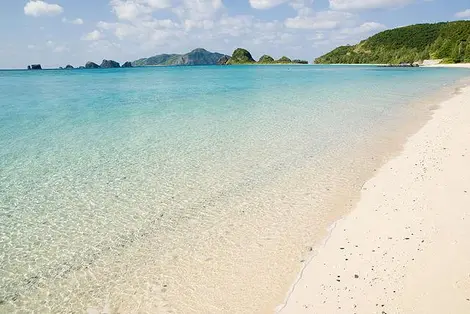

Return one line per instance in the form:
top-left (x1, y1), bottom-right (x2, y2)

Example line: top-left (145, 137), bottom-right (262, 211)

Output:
top-left (132, 48), bottom-right (230, 66)
top-left (315, 21), bottom-right (470, 64)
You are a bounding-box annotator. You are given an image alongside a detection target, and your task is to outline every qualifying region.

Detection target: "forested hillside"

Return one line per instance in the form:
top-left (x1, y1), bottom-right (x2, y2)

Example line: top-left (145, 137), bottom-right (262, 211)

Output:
top-left (315, 21), bottom-right (470, 64)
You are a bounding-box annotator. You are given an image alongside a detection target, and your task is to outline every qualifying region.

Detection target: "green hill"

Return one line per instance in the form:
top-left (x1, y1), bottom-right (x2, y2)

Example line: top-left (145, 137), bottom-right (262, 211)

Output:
top-left (258, 55), bottom-right (275, 64)
top-left (315, 21), bottom-right (470, 64)
top-left (226, 48), bottom-right (256, 64)
top-left (276, 56), bottom-right (292, 63)
top-left (223, 49), bottom-right (308, 65)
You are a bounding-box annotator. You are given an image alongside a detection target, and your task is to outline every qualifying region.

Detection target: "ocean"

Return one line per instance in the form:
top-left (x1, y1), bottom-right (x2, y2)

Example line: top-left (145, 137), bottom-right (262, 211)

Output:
top-left (1, 65), bottom-right (469, 313)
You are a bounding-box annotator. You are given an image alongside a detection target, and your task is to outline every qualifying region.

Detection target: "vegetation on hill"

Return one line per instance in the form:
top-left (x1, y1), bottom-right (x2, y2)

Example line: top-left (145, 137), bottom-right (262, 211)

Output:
top-left (226, 48), bottom-right (256, 64)
top-left (258, 55), bottom-right (275, 63)
top-left (133, 48), bottom-right (229, 66)
top-left (277, 56), bottom-right (292, 63)
top-left (224, 49), bottom-right (308, 65)
top-left (315, 21), bottom-right (470, 64)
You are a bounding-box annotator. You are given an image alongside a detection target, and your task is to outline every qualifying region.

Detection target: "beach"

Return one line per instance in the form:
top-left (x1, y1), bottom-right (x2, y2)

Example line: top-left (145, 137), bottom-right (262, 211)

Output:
top-left (2, 65), bottom-right (470, 313)
top-left (277, 73), bottom-right (470, 313)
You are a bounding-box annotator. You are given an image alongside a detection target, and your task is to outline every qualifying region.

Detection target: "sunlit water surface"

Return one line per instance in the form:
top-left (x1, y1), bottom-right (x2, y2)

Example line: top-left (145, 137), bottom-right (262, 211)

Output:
top-left (1, 65), bottom-right (469, 313)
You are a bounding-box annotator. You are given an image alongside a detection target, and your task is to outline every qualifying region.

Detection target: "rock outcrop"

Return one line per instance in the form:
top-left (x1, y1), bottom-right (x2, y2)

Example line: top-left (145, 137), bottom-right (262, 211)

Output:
top-left (85, 62), bottom-right (100, 69)
top-left (292, 59), bottom-right (309, 64)
top-left (121, 61), bottom-right (133, 68)
top-left (65, 65), bottom-right (74, 69)
top-left (217, 55), bottom-right (230, 65)
top-left (100, 60), bottom-right (120, 68)
top-left (28, 64), bottom-right (42, 70)
top-left (226, 48), bottom-right (256, 64)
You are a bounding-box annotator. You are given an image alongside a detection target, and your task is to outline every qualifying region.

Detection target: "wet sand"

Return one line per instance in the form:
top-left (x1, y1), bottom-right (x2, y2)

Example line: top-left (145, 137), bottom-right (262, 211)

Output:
top-left (277, 84), bottom-right (470, 314)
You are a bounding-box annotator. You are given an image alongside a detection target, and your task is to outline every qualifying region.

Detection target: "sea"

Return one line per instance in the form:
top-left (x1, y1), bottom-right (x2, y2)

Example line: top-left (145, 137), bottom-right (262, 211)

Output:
top-left (1, 65), bottom-right (469, 313)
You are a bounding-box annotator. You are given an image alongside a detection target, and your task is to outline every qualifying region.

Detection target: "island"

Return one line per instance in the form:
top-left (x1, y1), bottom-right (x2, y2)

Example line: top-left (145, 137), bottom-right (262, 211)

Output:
top-left (100, 60), bottom-right (120, 68)
top-left (314, 21), bottom-right (470, 65)
top-left (85, 61), bottom-right (100, 69)
top-left (27, 64), bottom-right (42, 70)
top-left (221, 48), bottom-right (308, 65)
top-left (132, 48), bottom-right (230, 66)
top-left (26, 47), bottom-right (309, 71)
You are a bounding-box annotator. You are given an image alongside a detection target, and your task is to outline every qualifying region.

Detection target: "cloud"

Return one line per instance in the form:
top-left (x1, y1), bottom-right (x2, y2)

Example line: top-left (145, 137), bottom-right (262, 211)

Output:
top-left (330, 0), bottom-right (415, 10)
top-left (82, 30), bottom-right (103, 41)
top-left (110, 0), bottom-right (152, 21)
top-left (144, 0), bottom-right (173, 9)
top-left (289, 0), bottom-right (314, 15)
top-left (109, 0), bottom-right (223, 22)
top-left (173, 0), bottom-right (224, 21)
top-left (24, 0), bottom-right (64, 17)
top-left (285, 11), bottom-right (354, 30)
top-left (340, 21), bottom-right (386, 34)
top-left (249, 0), bottom-right (289, 9)
top-left (455, 9), bottom-right (470, 19)
top-left (62, 17), bottom-right (84, 25)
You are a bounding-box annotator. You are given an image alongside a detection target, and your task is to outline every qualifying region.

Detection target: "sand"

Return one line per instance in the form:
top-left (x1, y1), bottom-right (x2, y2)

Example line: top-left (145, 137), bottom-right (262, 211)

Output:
top-left (276, 82), bottom-right (470, 313)
top-left (423, 63), bottom-right (470, 68)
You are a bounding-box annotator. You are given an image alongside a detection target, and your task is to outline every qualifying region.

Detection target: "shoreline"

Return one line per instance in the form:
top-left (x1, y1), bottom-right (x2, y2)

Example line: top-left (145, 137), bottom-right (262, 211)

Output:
top-left (276, 80), bottom-right (470, 313)
top-left (2, 66), bottom-right (469, 313)
top-left (422, 63), bottom-right (470, 68)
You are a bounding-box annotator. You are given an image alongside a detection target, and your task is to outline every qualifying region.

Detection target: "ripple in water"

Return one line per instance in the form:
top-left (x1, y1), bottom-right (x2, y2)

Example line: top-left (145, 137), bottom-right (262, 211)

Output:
top-left (0, 66), bottom-right (469, 313)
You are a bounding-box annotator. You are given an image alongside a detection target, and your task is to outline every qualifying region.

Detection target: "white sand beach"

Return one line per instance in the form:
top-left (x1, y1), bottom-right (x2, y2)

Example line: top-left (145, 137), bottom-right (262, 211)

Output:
top-left (423, 63), bottom-right (470, 68)
top-left (276, 83), bottom-right (470, 313)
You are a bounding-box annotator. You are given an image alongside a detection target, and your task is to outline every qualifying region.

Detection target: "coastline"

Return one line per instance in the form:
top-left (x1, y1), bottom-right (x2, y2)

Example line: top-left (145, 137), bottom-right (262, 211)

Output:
top-left (313, 63), bottom-right (470, 68)
top-left (422, 63), bottom-right (470, 68)
top-left (2, 66), bottom-right (470, 313)
top-left (276, 81), bottom-right (470, 313)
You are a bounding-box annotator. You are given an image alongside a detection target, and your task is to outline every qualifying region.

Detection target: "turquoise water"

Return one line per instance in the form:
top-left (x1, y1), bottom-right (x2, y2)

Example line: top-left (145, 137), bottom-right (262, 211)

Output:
top-left (1, 65), bottom-right (469, 313)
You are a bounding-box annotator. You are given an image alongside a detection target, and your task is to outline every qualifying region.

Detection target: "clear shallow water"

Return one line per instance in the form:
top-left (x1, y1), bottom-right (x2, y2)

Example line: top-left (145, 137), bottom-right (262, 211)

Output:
top-left (1, 65), bottom-right (469, 313)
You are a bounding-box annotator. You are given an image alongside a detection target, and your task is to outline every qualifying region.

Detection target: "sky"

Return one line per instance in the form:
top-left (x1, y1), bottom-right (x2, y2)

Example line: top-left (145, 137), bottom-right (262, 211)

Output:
top-left (0, 0), bottom-right (469, 68)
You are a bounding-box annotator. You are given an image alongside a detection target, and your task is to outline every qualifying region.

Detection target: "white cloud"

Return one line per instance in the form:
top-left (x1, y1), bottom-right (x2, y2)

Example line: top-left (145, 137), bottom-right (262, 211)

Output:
top-left (62, 17), bottom-right (84, 25)
top-left (82, 30), bottom-right (103, 41)
top-left (24, 1), bottom-right (64, 17)
top-left (290, 0), bottom-right (314, 16)
top-left (455, 9), bottom-right (470, 19)
top-left (330, 0), bottom-right (415, 10)
top-left (109, 0), bottom-right (174, 21)
top-left (217, 15), bottom-right (254, 36)
top-left (285, 11), bottom-right (354, 30)
top-left (144, 0), bottom-right (173, 9)
top-left (340, 21), bottom-right (386, 34)
top-left (110, 0), bottom-right (151, 21)
top-left (173, 0), bottom-right (224, 21)
top-left (27, 44), bottom-right (37, 49)
top-left (249, 0), bottom-right (289, 9)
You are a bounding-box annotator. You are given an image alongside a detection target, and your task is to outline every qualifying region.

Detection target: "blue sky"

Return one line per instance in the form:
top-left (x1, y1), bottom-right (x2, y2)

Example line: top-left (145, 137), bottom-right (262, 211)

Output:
top-left (0, 0), bottom-right (469, 68)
